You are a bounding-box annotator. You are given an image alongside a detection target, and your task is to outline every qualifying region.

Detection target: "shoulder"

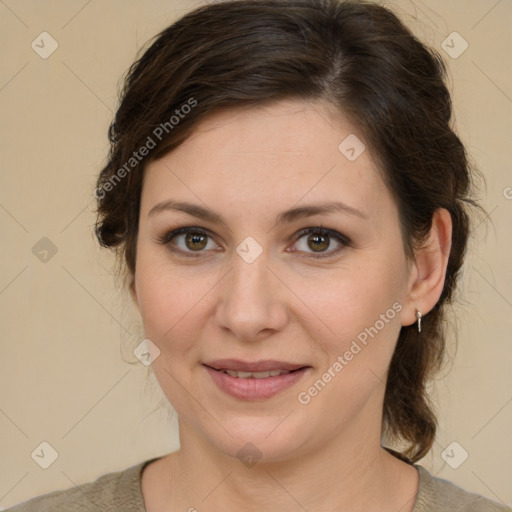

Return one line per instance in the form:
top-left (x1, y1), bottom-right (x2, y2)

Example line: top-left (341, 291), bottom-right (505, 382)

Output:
top-left (414, 465), bottom-right (511, 512)
top-left (4, 458), bottom-right (159, 512)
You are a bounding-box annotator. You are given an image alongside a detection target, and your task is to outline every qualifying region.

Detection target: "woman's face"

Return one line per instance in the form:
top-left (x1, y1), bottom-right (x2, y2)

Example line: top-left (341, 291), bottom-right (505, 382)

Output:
top-left (132, 99), bottom-right (415, 462)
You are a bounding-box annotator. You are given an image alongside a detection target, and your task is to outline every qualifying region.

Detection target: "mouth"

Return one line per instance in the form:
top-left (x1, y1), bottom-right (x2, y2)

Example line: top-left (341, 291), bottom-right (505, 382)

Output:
top-left (203, 358), bottom-right (309, 375)
top-left (205, 367), bottom-right (305, 379)
top-left (202, 359), bottom-right (311, 400)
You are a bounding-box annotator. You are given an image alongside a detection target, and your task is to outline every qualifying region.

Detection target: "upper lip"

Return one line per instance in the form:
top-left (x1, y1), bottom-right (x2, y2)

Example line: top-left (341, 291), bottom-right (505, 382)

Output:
top-left (204, 359), bottom-right (309, 372)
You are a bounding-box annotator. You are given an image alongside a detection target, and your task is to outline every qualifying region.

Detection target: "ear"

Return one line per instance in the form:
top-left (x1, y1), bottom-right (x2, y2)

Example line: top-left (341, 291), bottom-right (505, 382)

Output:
top-left (401, 208), bottom-right (452, 327)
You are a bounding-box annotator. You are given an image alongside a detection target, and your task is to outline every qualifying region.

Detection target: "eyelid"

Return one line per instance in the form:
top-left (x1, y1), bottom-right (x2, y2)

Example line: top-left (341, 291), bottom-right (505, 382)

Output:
top-left (156, 225), bottom-right (351, 258)
top-left (289, 226), bottom-right (351, 259)
top-left (155, 226), bottom-right (219, 257)
top-left (156, 226), bottom-right (212, 245)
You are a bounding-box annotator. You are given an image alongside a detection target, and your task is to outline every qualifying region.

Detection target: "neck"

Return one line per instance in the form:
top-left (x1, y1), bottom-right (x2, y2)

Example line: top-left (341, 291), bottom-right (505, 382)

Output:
top-left (164, 413), bottom-right (418, 512)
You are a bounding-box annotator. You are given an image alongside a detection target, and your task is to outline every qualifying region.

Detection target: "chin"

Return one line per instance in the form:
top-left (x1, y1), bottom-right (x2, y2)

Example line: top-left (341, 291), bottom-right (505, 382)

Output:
top-left (204, 414), bottom-right (310, 465)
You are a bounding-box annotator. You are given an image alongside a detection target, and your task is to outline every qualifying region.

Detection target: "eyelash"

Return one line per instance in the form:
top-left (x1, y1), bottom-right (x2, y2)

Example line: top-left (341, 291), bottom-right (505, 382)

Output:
top-left (156, 225), bottom-right (351, 259)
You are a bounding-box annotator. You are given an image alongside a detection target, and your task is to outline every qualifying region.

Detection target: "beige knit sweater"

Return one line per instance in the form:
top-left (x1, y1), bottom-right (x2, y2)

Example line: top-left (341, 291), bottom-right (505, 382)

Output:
top-left (5, 458), bottom-right (511, 511)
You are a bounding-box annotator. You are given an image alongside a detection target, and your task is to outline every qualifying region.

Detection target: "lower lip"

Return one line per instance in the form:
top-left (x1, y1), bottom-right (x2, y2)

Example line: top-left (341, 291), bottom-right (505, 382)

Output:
top-left (204, 365), bottom-right (310, 400)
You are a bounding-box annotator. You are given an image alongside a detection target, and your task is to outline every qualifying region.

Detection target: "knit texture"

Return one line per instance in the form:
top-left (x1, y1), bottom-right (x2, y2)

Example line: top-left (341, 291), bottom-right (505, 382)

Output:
top-left (5, 458), bottom-right (511, 511)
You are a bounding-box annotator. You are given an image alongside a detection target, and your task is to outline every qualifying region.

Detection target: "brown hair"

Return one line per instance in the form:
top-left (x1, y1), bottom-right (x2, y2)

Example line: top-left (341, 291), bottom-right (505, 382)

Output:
top-left (94, 0), bottom-right (481, 462)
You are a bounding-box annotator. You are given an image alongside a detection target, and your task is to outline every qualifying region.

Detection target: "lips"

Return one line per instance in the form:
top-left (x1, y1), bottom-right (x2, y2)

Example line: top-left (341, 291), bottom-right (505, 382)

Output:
top-left (202, 359), bottom-right (311, 399)
top-left (220, 369), bottom-right (292, 378)
top-left (204, 363), bottom-right (311, 400)
top-left (203, 359), bottom-right (308, 373)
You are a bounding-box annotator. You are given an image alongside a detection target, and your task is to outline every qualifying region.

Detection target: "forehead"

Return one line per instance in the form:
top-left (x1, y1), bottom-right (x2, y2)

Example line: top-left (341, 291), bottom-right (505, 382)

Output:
top-left (141, 99), bottom-right (395, 225)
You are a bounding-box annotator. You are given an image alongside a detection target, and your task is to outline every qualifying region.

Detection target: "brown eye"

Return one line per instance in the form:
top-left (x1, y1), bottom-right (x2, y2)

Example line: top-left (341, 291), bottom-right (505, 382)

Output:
top-left (307, 232), bottom-right (330, 252)
top-left (185, 232), bottom-right (208, 251)
top-left (157, 227), bottom-right (218, 256)
top-left (291, 226), bottom-right (351, 259)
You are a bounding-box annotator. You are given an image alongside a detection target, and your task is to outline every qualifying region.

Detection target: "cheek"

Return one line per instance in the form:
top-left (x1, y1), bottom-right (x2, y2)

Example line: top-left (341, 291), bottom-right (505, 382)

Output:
top-left (294, 257), bottom-right (404, 343)
top-left (133, 249), bottom-right (211, 350)
top-left (289, 255), bottom-right (406, 410)
top-left (293, 271), bottom-right (404, 426)
top-left (134, 256), bottom-right (211, 405)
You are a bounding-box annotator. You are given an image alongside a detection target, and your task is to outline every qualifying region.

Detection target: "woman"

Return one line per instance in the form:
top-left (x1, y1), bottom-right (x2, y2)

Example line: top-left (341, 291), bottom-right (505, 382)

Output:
top-left (7, 0), bottom-right (510, 510)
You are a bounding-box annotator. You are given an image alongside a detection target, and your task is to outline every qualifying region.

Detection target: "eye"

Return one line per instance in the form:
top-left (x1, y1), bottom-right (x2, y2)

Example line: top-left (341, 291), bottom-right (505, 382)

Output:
top-left (156, 227), bottom-right (219, 257)
top-left (290, 226), bottom-right (351, 259)
top-left (156, 225), bottom-right (351, 259)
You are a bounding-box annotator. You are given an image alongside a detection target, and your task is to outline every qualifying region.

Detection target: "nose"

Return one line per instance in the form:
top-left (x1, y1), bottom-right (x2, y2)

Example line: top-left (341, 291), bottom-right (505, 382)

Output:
top-left (214, 248), bottom-right (288, 342)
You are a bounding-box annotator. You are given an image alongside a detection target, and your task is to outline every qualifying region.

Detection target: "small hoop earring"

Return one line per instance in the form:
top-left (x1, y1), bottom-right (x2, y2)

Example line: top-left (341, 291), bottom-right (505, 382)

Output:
top-left (416, 310), bottom-right (422, 333)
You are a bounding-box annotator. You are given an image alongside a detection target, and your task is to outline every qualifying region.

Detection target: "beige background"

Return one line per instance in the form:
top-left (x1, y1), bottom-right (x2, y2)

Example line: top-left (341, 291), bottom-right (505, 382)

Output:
top-left (0, 0), bottom-right (511, 508)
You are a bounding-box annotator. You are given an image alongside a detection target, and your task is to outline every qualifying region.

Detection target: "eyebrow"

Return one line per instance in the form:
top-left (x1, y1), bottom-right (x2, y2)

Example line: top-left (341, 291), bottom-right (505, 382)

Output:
top-left (148, 199), bottom-right (367, 226)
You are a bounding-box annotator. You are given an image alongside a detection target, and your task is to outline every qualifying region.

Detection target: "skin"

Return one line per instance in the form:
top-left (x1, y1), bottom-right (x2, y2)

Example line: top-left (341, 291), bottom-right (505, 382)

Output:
top-left (130, 99), bottom-right (452, 511)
